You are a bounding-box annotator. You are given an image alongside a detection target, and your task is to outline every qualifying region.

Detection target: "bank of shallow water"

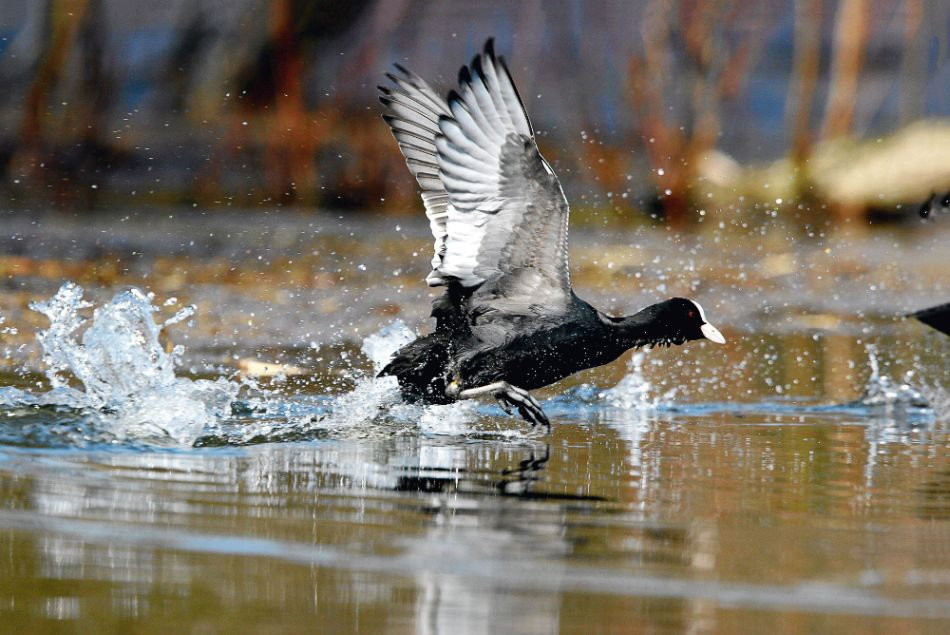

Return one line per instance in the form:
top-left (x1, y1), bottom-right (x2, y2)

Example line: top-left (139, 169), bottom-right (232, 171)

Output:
top-left (0, 280), bottom-right (946, 631)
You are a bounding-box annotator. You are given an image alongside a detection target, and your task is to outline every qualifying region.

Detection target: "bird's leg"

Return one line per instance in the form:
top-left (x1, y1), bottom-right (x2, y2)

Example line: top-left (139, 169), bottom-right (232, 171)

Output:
top-left (456, 381), bottom-right (550, 430)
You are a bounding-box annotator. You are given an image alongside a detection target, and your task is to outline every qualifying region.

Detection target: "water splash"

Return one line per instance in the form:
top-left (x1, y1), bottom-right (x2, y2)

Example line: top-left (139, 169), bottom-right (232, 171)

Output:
top-left (327, 320), bottom-right (480, 436)
top-left (214, 319), bottom-right (484, 445)
top-left (361, 320), bottom-right (414, 375)
top-left (6, 285), bottom-right (941, 450)
top-left (856, 345), bottom-right (932, 413)
top-left (323, 320), bottom-right (414, 427)
top-left (0, 283), bottom-right (241, 445)
top-left (599, 352), bottom-right (676, 411)
top-left (0, 286), bottom-right (497, 448)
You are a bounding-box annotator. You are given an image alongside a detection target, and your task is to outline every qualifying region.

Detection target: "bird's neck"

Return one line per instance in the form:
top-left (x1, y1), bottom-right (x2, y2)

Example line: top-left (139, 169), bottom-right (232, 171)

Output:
top-left (600, 305), bottom-right (668, 351)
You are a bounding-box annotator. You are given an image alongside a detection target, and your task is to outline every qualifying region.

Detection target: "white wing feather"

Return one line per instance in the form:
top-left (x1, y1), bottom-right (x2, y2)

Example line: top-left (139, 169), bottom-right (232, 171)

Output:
top-left (381, 39), bottom-right (571, 301)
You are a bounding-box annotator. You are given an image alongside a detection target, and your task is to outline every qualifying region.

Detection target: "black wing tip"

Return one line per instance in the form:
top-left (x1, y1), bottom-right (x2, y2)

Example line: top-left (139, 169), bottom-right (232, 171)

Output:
top-left (480, 37), bottom-right (509, 76)
top-left (907, 301), bottom-right (950, 327)
top-left (908, 301), bottom-right (950, 317)
top-left (388, 63), bottom-right (418, 86)
top-left (377, 85), bottom-right (392, 96)
top-left (446, 89), bottom-right (463, 107)
top-left (458, 64), bottom-right (472, 87)
top-left (471, 52), bottom-right (485, 80)
top-left (908, 302), bottom-right (950, 336)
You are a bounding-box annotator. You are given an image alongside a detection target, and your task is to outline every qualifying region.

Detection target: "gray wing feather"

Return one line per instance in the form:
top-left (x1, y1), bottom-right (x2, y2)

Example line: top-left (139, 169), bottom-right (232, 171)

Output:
top-left (379, 66), bottom-right (452, 285)
top-left (379, 40), bottom-right (572, 325)
top-left (434, 41), bottom-right (571, 307)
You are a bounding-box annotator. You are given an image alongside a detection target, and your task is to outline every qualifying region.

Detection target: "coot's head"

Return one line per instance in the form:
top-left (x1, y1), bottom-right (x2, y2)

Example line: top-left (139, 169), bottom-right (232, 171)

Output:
top-left (653, 298), bottom-right (726, 345)
top-left (918, 190), bottom-right (950, 219)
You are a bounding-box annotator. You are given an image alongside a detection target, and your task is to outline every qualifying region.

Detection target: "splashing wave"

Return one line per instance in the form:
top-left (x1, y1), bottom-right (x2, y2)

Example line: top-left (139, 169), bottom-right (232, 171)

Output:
top-left (0, 283), bottom-right (241, 446)
top-left (0, 284), bottom-right (944, 449)
top-left (0, 285), bottom-right (494, 448)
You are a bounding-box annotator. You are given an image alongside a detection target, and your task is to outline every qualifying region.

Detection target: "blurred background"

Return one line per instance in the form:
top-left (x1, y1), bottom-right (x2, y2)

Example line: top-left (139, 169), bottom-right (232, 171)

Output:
top-left (1, 5), bottom-right (949, 631)
top-left (0, 0), bottom-right (947, 226)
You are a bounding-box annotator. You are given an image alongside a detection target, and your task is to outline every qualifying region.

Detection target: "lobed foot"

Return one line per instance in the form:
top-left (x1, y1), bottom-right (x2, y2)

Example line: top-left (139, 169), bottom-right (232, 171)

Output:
top-left (457, 381), bottom-right (550, 430)
top-left (493, 387), bottom-right (550, 430)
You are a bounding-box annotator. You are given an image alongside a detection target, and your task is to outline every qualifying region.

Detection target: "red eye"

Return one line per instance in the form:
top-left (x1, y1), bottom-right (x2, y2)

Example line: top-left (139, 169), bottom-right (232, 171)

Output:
top-left (688, 311), bottom-right (695, 318)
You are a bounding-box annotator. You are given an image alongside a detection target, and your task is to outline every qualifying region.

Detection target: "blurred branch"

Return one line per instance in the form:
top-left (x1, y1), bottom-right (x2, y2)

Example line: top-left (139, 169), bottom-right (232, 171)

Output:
top-left (628, 0), bottom-right (774, 226)
top-left (820, 0), bottom-right (868, 140)
top-left (785, 0), bottom-right (822, 162)
top-left (13, 0), bottom-right (117, 208)
top-left (898, 0), bottom-right (925, 125)
top-left (19, 0), bottom-right (89, 154)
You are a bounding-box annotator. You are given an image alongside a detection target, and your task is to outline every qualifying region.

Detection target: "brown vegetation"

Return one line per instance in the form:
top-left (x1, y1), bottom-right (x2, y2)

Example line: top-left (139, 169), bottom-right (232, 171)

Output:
top-left (0, 0), bottom-right (946, 225)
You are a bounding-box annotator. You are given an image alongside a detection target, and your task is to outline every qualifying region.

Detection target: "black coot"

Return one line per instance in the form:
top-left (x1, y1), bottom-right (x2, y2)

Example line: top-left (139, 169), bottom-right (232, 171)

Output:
top-left (918, 190), bottom-right (950, 219)
top-left (911, 192), bottom-right (950, 337)
top-left (910, 303), bottom-right (950, 336)
top-left (377, 39), bottom-right (725, 428)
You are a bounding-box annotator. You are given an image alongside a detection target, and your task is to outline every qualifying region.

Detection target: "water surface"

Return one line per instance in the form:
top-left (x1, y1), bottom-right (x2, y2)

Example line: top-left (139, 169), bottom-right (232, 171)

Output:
top-left (0, 210), bottom-right (948, 631)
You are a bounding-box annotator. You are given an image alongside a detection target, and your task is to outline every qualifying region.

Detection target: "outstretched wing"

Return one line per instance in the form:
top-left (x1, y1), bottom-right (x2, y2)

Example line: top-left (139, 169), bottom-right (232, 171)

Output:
top-left (380, 39), bottom-right (572, 300)
top-left (378, 65), bottom-right (452, 281)
top-left (436, 40), bottom-right (571, 296)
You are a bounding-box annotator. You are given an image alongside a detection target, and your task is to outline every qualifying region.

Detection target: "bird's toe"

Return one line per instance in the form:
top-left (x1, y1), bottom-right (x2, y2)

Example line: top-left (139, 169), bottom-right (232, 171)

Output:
top-left (493, 392), bottom-right (514, 415)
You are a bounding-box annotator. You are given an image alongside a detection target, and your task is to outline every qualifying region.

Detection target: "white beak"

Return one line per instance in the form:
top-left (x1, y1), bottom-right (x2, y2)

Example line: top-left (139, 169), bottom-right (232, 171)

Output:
top-left (700, 322), bottom-right (726, 344)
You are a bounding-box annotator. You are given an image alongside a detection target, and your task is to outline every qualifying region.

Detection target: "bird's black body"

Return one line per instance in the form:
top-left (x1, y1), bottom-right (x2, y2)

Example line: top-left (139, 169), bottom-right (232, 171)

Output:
top-left (381, 292), bottom-right (617, 400)
top-left (377, 39), bottom-right (725, 427)
top-left (380, 288), bottom-right (711, 411)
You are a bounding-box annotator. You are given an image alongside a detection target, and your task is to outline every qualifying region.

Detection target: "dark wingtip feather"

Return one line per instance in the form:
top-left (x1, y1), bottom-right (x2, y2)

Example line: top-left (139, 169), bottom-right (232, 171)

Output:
top-left (495, 51), bottom-right (534, 135)
top-left (484, 37), bottom-right (496, 59)
top-left (446, 89), bottom-right (463, 109)
top-left (377, 85), bottom-right (392, 96)
top-left (472, 53), bottom-right (485, 81)
top-left (458, 64), bottom-right (472, 87)
top-left (393, 62), bottom-right (412, 78)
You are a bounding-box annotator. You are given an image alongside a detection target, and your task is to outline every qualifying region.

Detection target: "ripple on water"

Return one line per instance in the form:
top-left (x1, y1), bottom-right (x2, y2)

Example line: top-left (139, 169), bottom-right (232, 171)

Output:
top-left (0, 283), bottom-right (947, 629)
top-left (0, 282), bottom-right (942, 451)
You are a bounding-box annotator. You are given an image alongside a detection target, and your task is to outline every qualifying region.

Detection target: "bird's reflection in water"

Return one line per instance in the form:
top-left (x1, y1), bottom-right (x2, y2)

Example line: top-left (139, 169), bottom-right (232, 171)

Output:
top-left (392, 444), bottom-right (605, 502)
top-left (916, 468), bottom-right (950, 521)
top-left (389, 443), bottom-right (583, 635)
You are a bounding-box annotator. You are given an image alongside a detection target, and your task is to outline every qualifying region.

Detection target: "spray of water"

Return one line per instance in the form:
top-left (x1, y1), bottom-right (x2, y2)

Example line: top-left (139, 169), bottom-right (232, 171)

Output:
top-left (0, 282), bottom-right (502, 447)
top-left (599, 352), bottom-right (676, 411)
top-left (1, 283), bottom-right (241, 445)
top-left (325, 320), bottom-right (412, 427)
top-left (215, 318), bottom-right (484, 444)
top-left (858, 345), bottom-right (932, 411)
top-left (3, 283), bottom-right (943, 449)
top-left (324, 320), bottom-right (480, 436)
